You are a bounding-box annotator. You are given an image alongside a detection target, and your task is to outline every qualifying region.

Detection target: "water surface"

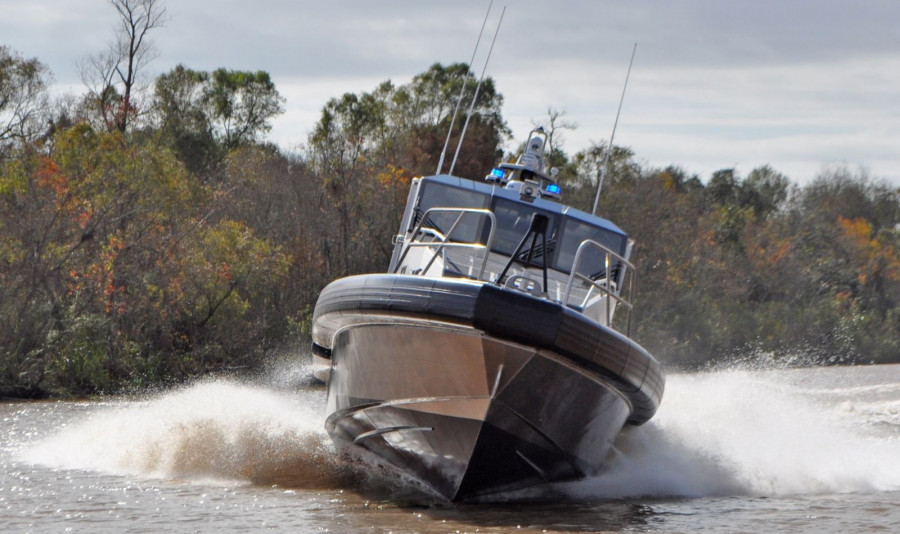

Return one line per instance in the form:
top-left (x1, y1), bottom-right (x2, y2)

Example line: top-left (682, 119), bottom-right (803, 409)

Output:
top-left (3, 363), bottom-right (899, 532)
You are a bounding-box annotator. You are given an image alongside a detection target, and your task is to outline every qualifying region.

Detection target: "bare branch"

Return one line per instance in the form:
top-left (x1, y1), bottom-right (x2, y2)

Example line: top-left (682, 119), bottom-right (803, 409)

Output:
top-left (80, 0), bottom-right (167, 132)
top-left (537, 107), bottom-right (577, 157)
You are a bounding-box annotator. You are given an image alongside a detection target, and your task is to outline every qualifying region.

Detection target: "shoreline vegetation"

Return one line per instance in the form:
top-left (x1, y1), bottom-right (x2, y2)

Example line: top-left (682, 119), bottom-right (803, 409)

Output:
top-left (3, 27), bottom-right (900, 397)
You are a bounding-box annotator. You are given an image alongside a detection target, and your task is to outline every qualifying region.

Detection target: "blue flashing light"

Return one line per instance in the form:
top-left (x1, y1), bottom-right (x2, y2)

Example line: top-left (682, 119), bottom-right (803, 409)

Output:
top-left (490, 168), bottom-right (505, 179)
top-left (545, 183), bottom-right (561, 195)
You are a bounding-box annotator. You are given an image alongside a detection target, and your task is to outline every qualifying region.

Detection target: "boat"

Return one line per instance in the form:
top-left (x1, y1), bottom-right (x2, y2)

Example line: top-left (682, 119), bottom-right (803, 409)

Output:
top-left (311, 127), bottom-right (665, 501)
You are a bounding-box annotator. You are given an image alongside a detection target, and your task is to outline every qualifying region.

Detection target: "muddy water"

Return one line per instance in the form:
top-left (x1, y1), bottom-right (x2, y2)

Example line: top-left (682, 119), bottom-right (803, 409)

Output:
top-left (3, 364), bottom-right (900, 532)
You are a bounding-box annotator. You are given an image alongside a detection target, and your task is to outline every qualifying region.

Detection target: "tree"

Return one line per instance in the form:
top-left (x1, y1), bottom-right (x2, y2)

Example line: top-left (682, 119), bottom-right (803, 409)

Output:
top-left (0, 46), bottom-right (51, 151)
top-left (568, 141), bottom-right (641, 213)
top-left (399, 63), bottom-right (506, 133)
top-left (706, 168), bottom-right (739, 205)
top-left (537, 107), bottom-right (576, 162)
top-left (304, 64), bottom-right (510, 274)
top-left (81, 0), bottom-right (166, 132)
top-left (799, 165), bottom-right (900, 232)
top-left (743, 165), bottom-right (790, 218)
top-left (0, 120), bottom-right (296, 395)
top-left (153, 66), bottom-right (285, 174)
top-left (205, 69), bottom-right (286, 150)
top-left (153, 65), bottom-right (216, 174)
top-left (393, 62), bottom-right (509, 176)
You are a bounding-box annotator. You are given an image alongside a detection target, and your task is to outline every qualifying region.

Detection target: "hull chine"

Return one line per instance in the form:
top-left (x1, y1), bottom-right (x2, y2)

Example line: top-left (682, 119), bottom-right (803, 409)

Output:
top-left (323, 318), bottom-right (635, 501)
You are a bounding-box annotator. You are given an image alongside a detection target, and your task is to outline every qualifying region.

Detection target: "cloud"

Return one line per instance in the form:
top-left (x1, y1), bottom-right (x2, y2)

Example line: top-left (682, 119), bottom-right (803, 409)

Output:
top-left (3, 0), bottom-right (900, 183)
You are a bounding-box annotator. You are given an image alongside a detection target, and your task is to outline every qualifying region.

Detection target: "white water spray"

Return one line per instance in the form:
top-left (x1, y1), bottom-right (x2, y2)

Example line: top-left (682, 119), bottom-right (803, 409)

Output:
top-left (24, 379), bottom-right (344, 487)
top-left (24, 365), bottom-right (900, 500)
top-left (563, 367), bottom-right (900, 499)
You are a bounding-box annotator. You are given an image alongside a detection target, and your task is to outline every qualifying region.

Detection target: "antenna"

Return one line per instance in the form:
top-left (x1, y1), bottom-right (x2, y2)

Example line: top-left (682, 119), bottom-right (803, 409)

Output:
top-left (592, 42), bottom-right (637, 216)
top-left (449, 5), bottom-right (506, 177)
top-left (436, 0), bottom-right (493, 175)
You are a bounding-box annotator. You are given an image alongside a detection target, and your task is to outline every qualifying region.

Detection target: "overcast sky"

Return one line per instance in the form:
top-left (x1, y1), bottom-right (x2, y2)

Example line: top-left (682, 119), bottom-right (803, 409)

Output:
top-left (3, 0), bottom-right (899, 183)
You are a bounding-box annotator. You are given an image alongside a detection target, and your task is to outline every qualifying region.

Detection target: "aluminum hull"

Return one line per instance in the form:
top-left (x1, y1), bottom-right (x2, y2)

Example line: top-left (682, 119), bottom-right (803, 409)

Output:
top-left (314, 274), bottom-right (664, 501)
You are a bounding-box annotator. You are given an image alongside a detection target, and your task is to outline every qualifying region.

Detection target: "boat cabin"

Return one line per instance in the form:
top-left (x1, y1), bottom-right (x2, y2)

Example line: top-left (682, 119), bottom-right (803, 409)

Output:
top-left (389, 174), bottom-right (637, 332)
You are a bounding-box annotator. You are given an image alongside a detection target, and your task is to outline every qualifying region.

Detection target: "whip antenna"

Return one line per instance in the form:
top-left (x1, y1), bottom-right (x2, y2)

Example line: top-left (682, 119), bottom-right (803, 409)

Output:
top-left (449, 5), bottom-right (506, 176)
top-left (436, 0), bottom-right (493, 175)
top-left (592, 42), bottom-right (637, 216)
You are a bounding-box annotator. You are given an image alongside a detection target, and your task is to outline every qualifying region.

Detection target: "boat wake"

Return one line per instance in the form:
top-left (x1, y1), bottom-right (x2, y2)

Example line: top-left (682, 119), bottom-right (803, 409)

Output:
top-left (23, 377), bottom-right (357, 489)
top-left (24, 364), bottom-right (900, 500)
top-left (561, 365), bottom-right (900, 499)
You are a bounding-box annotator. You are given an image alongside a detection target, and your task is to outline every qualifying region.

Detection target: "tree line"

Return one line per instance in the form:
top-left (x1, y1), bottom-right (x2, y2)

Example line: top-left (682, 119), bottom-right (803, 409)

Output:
top-left (2, 5), bottom-right (899, 397)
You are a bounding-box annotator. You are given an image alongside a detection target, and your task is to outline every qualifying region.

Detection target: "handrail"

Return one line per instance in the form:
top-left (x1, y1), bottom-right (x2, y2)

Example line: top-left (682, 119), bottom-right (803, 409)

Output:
top-left (393, 208), bottom-right (497, 281)
top-left (562, 239), bottom-right (636, 335)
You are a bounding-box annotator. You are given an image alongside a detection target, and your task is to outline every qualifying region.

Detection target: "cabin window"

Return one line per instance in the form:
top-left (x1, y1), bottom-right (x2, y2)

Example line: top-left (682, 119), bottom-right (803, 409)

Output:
top-left (415, 182), bottom-right (490, 243)
top-left (490, 198), bottom-right (558, 263)
top-left (412, 179), bottom-right (628, 279)
top-left (556, 217), bottom-right (626, 277)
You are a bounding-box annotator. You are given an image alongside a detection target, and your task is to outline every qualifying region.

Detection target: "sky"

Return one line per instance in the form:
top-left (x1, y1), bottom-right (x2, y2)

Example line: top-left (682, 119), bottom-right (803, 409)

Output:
top-left (2, 0), bottom-right (899, 184)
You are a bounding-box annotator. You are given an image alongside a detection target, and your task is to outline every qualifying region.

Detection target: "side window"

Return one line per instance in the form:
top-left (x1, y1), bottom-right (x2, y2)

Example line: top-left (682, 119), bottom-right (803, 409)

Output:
top-left (416, 183), bottom-right (490, 243)
top-left (556, 218), bottom-right (626, 276)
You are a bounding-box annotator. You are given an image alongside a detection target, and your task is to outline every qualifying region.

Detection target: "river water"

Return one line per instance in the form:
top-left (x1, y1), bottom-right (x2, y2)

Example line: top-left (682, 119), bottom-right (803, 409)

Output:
top-left (2, 362), bottom-right (899, 532)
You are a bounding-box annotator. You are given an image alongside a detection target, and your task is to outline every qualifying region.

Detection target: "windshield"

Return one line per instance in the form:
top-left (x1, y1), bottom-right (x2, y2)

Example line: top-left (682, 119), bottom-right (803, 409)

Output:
top-left (412, 180), bottom-right (626, 275)
top-left (491, 198), bottom-right (557, 266)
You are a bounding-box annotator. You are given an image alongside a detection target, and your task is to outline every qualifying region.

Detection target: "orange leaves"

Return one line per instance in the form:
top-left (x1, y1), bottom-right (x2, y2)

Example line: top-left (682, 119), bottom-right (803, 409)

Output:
top-left (67, 269), bottom-right (82, 297)
top-left (837, 215), bottom-right (873, 244)
top-left (836, 216), bottom-right (900, 286)
top-left (745, 225), bottom-right (793, 276)
top-left (376, 163), bottom-right (410, 188)
top-left (76, 209), bottom-right (92, 229)
top-left (36, 155), bottom-right (69, 201)
top-left (66, 234), bottom-right (129, 314)
top-left (837, 216), bottom-right (875, 286)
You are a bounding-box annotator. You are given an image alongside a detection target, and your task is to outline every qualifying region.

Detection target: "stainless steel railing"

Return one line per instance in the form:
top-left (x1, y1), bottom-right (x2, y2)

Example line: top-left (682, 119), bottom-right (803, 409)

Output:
top-left (394, 208), bottom-right (636, 336)
top-left (562, 239), bottom-right (636, 335)
top-left (392, 208), bottom-right (497, 281)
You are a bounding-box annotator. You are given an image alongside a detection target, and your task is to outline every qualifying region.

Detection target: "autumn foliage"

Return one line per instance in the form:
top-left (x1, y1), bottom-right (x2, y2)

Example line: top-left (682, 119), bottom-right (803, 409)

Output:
top-left (2, 50), bottom-right (900, 397)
